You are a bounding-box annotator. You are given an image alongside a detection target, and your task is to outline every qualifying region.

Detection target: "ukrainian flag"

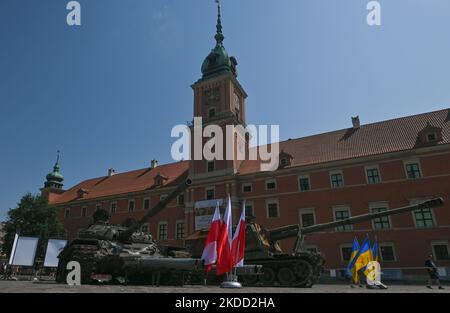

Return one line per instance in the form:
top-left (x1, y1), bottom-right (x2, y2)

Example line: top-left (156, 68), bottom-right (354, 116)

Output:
top-left (355, 236), bottom-right (373, 273)
top-left (372, 239), bottom-right (379, 262)
top-left (347, 238), bottom-right (360, 284)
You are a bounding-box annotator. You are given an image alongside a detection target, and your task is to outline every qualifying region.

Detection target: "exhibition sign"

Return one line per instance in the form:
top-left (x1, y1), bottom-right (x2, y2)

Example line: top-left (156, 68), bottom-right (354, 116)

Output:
top-left (44, 239), bottom-right (68, 267)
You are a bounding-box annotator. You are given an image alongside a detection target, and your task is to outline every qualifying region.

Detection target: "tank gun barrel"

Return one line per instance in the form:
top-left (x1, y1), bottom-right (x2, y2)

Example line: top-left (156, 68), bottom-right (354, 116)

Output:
top-left (269, 197), bottom-right (444, 242)
top-left (118, 178), bottom-right (192, 241)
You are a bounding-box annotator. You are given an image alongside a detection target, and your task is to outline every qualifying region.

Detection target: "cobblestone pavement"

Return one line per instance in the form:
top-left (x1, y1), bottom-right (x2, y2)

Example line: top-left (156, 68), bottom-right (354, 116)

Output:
top-left (0, 281), bottom-right (448, 293)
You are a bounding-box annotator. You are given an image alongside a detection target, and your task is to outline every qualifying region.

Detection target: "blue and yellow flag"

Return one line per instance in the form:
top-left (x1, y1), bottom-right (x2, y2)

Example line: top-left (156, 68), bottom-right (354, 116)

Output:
top-left (372, 239), bottom-right (379, 262)
top-left (347, 238), bottom-right (360, 284)
top-left (354, 236), bottom-right (373, 273)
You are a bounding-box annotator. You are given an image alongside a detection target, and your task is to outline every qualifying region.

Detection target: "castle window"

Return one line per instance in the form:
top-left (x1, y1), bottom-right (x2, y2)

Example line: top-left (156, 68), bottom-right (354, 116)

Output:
top-left (405, 162), bottom-right (422, 179)
top-left (81, 207), bottom-right (87, 217)
top-left (178, 194), bottom-right (185, 206)
top-left (280, 158), bottom-right (288, 167)
top-left (427, 133), bottom-right (437, 143)
top-left (333, 206), bottom-right (352, 231)
top-left (330, 171), bottom-right (344, 188)
top-left (176, 221), bottom-right (185, 239)
top-left (158, 222), bottom-right (168, 240)
top-left (266, 179), bottom-right (277, 190)
top-left (160, 194), bottom-right (168, 201)
top-left (242, 183), bottom-right (252, 193)
top-left (208, 107), bottom-right (216, 118)
top-left (299, 208), bottom-right (316, 227)
top-left (432, 242), bottom-right (450, 261)
top-left (266, 200), bottom-right (279, 218)
top-left (143, 198), bottom-right (150, 210)
top-left (298, 176), bottom-right (310, 191)
top-left (340, 245), bottom-right (353, 262)
top-left (128, 200), bottom-right (135, 213)
top-left (110, 202), bottom-right (117, 214)
top-left (95, 204), bottom-right (101, 211)
top-left (414, 207), bottom-right (434, 228)
top-left (141, 224), bottom-right (150, 234)
top-left (207, 161), bottom-right (215, 172)
top-left (64, 208), bottom-right (70, 219)
top-left (205, 187), bottom-right (215, 200)
top-left (366, 167), bottom-right (381, 184)
top-left (380, 243), bottom-right (396, 262)
top-left (371, 206), bottom-right (391, 230)
top-left (245, 202), bottom-right (254, 217)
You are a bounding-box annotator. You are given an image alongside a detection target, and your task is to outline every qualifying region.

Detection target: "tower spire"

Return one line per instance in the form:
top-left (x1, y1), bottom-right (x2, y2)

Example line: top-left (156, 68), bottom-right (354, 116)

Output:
top-left (214, 0), bottom-right (224, 46)
top-left (55, 150), bottom-right (60, 166)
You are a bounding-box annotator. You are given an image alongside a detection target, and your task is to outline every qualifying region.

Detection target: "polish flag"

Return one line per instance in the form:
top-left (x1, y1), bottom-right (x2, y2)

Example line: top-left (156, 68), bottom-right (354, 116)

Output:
top-left (231, 201), bottom-right (246, 267)
top-left (201, 202), bottom-right (222, 274)
top-left (215, 195), bottom-right (233, 276)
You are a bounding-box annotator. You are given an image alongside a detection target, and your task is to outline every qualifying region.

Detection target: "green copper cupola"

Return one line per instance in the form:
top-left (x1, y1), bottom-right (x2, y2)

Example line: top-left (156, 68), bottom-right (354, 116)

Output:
top-left (44, 150), bottom-right (64, 189)
top-left (200, 0), bottom-right (238, 81)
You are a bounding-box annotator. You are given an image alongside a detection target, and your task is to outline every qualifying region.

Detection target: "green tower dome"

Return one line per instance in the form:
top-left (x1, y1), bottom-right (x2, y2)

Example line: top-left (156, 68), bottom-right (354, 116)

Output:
top-left (200, 0), bottom-right (238, 81)
top-left (44, 151), bottom-right (64, 189)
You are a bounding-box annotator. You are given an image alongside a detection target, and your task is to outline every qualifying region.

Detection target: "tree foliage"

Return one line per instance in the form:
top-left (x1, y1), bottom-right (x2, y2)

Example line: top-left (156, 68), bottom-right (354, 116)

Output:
top-left (1, 193), bottom-right (65, 260)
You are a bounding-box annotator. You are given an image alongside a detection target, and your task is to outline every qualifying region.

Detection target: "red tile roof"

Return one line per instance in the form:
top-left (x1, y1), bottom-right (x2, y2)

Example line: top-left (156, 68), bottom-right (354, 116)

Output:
top-left (51, 109), bottom-right (450, 203)
top-left (238, 108), bottom-right (450, 174)
top-left (50, 161), bottom-right (189, 205)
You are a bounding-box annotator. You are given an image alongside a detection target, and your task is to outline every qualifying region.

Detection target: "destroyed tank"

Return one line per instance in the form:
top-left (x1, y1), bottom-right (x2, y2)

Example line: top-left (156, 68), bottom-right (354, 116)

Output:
top-left (241, 197), bottom-right (445, 287)
top-left (55, 178), bottom-right (203, 285)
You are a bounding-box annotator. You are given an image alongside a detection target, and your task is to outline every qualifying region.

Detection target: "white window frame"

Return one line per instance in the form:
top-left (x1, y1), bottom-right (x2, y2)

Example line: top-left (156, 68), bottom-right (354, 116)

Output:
top-left (431, 241), bottom-right (450, 261)
top-left (245, 201), bottom-right (255, 217)
top-left (403, 159), bottom-right (423, 180)
top-left (329, 170), bottom-right (345, 188)
top-left (242, 183), bottom-right (253, 193)
top-left (141, 223), bottom-right (150, 234)
top-left (64, 208), bottom-right (70, 219)
top-left (298, 175), bottom-right (311, 192)
top-left (369, 201), bottom-right (391, 230)
top-left (143, 197), bottom-right (151, 210)
top-left (81, 206), bottom-right (87, 218)
top-left (265, 179), bottom-right (277, 191)
top-left (379, 242), bottom-right (397, 262)
top-left (157, 221), bottom-right (169, 240)
top-left (365, 165), bottom-right (382, 184)
top-left (128, 199), bottom-right (135, 212)
top-left (332, 205), bottom-right (352, 231)
top-left (110, 201), bottom-right (117, 214)
top-left (409, 198), bottom-right (436, 228)
top-left (298, 208), bottom-right (316, 228)
top-left (175, 220), bottom-right (185, 240)
top-left (205, 187), bottom-right (215, 200)
top-left (265, 199), bottom-right (280, 218)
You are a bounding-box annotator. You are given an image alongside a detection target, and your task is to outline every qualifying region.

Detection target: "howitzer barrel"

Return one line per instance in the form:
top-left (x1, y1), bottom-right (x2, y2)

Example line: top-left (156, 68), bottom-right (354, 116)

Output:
top-left (123, 256), bottom-right (203, 272)
top-left (118, 178), bottom-right (192, 241)
top-left (269, 198), bottom-right (444, 241)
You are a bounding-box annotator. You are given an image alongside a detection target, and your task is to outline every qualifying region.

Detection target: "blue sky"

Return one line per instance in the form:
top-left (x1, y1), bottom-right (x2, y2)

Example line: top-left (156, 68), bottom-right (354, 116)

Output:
top-left (1, 0), bottom-right (450, 220)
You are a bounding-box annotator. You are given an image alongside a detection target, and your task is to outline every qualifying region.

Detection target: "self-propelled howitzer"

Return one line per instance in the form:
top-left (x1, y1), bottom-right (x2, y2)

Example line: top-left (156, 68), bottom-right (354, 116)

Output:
top-left (242, 198), bottom-right (444, 287)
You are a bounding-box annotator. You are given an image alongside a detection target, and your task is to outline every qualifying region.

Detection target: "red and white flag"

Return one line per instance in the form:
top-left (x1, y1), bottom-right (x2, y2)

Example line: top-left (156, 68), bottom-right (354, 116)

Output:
top-left (216, 195), bottom-right (233, 276)
top-left (231, 201), bottom-right (246, 267)
top-left (201, 202), bottom-right (221, 274)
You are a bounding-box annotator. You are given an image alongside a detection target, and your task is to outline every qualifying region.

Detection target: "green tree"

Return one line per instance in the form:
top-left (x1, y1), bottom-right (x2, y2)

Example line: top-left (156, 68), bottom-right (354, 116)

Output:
top-left (1, 193), bottom-right (65, 261)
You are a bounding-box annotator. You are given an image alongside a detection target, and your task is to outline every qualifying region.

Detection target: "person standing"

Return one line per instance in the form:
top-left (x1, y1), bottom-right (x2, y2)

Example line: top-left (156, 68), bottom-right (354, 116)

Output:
top-left (425, 254), bottom-right (444, 290)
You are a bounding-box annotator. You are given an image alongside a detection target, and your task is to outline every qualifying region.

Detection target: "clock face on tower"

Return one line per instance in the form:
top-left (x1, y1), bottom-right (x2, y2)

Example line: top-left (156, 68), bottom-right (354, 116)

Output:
top-left (233, 91), bottom-right (240, 111)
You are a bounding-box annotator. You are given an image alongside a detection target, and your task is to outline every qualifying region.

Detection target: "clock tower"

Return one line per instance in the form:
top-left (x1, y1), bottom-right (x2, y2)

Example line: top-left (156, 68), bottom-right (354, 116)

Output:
top-left (189, 1), bottom-right (249, 179)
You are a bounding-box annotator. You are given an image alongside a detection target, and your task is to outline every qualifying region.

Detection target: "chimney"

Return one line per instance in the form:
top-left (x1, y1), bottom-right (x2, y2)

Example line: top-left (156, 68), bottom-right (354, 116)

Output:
top-left (351, 116), bottom-right (360, 129)
top-left (108, 168), bottom-right (116, 177)
top-left (151, 159), bottom-right (158, 169)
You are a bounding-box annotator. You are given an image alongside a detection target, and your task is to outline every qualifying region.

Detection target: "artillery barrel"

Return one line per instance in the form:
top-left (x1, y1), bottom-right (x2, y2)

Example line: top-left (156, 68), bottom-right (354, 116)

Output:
top-left (269, 197), bottom-right (444, 242)
top-left (118, 178), bottom-right (192, 242)
top-left (123, 256), bottom-right (202, 272)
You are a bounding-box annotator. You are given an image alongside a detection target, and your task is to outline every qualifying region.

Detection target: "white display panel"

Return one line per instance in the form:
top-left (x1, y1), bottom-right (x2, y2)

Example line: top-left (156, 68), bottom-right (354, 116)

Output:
top-left (10, 236), bottom-right (39, 266)
top-left (43, 239), bottom-right (68, 267)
